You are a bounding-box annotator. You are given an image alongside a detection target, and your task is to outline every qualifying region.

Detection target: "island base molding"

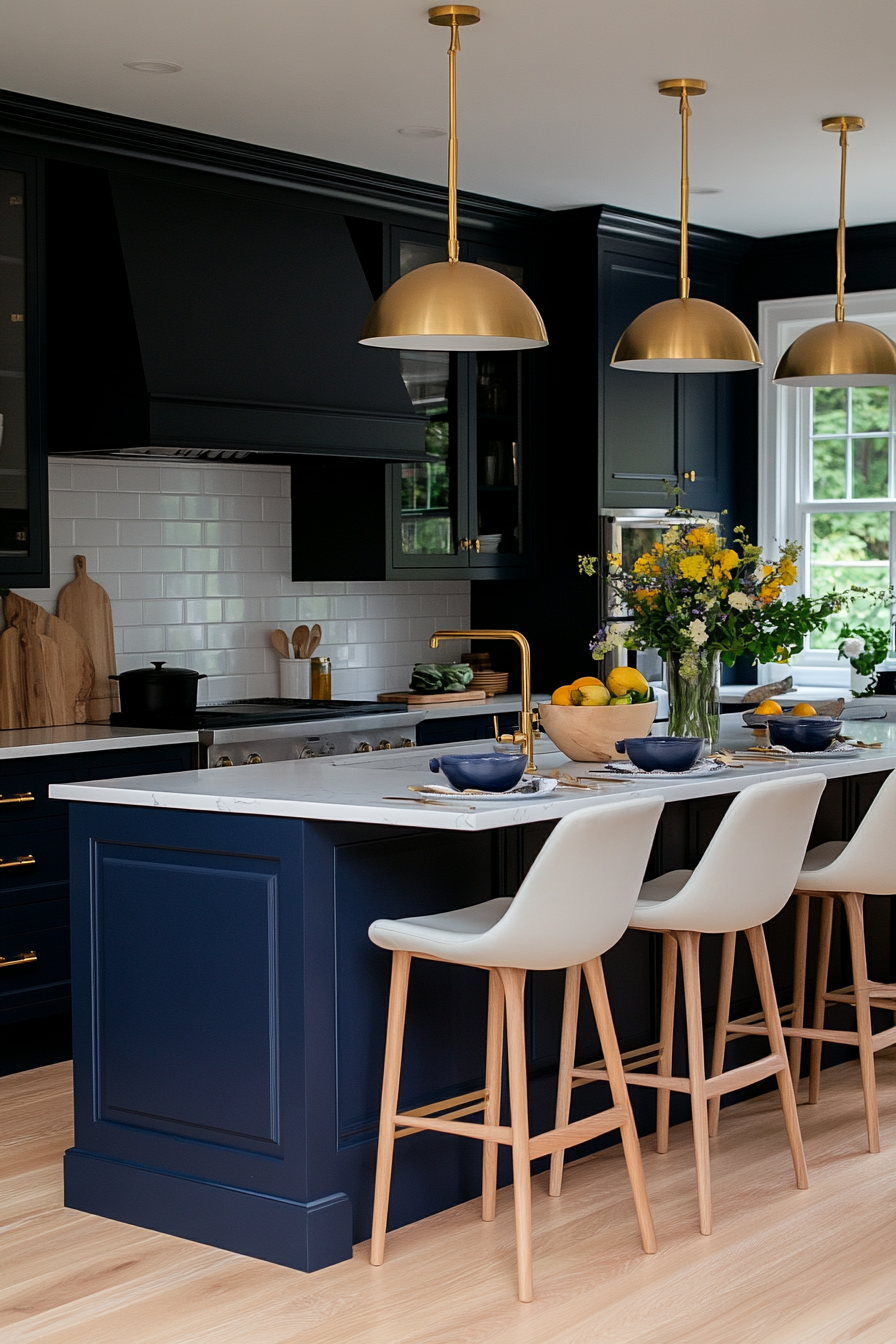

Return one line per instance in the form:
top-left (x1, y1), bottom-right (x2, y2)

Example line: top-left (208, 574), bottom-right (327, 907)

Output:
top-left (63, 1149), bottom-right (353, 1272)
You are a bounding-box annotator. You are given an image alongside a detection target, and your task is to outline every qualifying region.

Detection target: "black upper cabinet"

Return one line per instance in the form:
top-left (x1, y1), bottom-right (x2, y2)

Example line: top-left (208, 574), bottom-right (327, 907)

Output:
top-left (0, 151), bottom-right (47, 587)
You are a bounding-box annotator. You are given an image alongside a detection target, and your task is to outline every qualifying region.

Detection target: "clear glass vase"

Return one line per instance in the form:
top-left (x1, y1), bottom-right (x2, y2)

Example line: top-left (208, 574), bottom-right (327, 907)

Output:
top-left (666, 649), bottom-right (720, 744)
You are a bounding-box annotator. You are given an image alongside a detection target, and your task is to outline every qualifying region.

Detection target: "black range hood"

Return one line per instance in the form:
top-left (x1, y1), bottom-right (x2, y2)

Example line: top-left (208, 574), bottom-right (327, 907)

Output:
top-left (46, 161), bottom-right (425, 460)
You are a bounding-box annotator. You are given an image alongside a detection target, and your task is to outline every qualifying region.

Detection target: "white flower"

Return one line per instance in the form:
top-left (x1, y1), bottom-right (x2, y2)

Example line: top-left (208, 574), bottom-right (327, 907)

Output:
top-left (842, 636), bottom-right (865, 657)
top-left (687, 618), bottom-right (708, 646)
top-left (728, 591), bottom-right (752, 611)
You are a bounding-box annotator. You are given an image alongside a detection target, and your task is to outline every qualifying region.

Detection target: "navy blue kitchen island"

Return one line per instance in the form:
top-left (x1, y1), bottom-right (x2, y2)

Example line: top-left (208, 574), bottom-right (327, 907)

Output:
top-left (55, 732), bottom-right (896, 1272)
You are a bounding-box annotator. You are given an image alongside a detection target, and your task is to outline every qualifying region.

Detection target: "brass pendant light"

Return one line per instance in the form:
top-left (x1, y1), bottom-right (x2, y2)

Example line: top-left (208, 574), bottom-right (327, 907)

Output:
top-left (360, 4), bottom-right (548, 351)
top-left (774, 117), bottom-right (896, 386)
top-left (612, 79), bottom-right (762, 373)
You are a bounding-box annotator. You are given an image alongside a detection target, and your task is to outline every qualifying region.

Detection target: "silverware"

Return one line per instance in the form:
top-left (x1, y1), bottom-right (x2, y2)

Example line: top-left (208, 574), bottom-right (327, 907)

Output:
top-left (270, 629), bottom-right (290, 659)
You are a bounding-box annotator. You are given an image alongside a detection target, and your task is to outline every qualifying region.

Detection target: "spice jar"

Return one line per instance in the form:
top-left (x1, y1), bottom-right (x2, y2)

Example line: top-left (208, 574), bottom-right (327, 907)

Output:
top-left (311, 656), bottom-right (331, 700)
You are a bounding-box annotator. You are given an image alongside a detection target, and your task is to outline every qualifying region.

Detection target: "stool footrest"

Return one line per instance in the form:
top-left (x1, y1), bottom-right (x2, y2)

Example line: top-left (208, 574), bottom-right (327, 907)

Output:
top-left (571, 1041), bottom-right (664, 1089)
top-left (578, 1053), bottom-right (787, 1099)
top-left (733, 1021), bottom-right (859, 1045)
top-left (393, 1112), bottom-right (512, 1144)
top-left (574, 1067), bottom-right (691, 1094)
top-left (394, 1087), bottom-right (495, 1140)
top-left (527, 1106), bottom-right (629, 1160)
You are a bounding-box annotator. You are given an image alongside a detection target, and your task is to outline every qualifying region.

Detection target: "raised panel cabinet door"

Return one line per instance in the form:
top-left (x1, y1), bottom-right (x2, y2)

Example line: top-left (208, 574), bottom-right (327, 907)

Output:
top-left (601, 250), bottom-right (677, 510)
top-left (678, 372), bottom-right (724, 512)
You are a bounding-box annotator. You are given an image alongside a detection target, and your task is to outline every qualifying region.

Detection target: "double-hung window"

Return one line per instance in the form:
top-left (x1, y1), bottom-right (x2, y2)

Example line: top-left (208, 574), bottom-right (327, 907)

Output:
top-left (759, 291), bottom-right (896, 678)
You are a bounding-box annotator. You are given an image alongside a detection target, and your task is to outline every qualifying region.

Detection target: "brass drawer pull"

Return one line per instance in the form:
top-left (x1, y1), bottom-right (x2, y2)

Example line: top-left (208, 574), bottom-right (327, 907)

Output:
top-left (0, 793), bottom-right (34, 804)
top-left (0, 951), bottom-right (37, 969)
top-left (0, 854), bottom-right (35, 869)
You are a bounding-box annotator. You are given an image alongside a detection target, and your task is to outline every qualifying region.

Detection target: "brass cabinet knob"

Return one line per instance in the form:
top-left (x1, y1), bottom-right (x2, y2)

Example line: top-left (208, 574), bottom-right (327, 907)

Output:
top-left (0, 951), bottom-right (37, 969)
top-left (0, 854), bottom-right (36, 870)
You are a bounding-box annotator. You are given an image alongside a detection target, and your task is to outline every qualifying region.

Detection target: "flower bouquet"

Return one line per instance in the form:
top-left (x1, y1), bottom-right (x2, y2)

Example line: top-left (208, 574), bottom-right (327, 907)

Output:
top-left (838, 624), bottom-right (892, 697)
top-left (580, 525), bottom-right (880, 741)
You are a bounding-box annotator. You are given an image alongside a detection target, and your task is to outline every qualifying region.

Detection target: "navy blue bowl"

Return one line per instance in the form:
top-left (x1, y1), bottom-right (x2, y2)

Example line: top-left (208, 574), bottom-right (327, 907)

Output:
top-left (615, 736), bottom-right (703, 772)
top-left (767, 716), bottom-right (842, 752)
top-left (430, 752), bottom-right (529, 792)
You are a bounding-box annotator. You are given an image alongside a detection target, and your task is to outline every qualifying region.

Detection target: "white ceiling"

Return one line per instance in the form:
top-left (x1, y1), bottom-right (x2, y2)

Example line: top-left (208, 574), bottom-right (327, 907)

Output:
top-left (3, 0), bottom-right (895, 238)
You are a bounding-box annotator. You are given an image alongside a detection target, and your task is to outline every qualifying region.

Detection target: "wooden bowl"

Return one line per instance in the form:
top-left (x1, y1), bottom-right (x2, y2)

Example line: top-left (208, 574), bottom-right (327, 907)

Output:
top-left (538, 700), bottom-right (658, 761)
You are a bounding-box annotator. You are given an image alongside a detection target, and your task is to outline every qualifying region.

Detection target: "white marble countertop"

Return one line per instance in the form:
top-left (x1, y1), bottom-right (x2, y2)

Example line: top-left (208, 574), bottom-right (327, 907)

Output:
top-left (50, 717), bottom-right (896, 833)
top-left (0, 723), bottom-right (198, 761)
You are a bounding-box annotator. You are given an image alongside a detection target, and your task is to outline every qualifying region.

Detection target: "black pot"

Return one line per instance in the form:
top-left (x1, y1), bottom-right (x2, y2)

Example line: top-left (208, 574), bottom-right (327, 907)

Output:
top-left (110, 661), bottom-right (207, 724)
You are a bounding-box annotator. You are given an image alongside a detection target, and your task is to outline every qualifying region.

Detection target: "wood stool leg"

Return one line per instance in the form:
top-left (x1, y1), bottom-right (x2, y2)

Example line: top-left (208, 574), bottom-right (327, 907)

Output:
top-left (708, 931), bottom-right (736, 1137)
top-left (678, 930), bottom-right (713, 1235)
top-left (789, 892), bottom-right (810, 1091)
top-left (549, 965), bottom-right (580, 1197)
top-left (842, 892), bottom-right (880, 1154)
top-left (745, 925), bottom-right (808, 1190)
top-left (370, 950), bottom-right (412, 1266)
top-left (583, 957), bottom-right (657, 1254)
top-left (809, 896), bottom-right (835, 1105)
top-left (482, 968), bottom-right (506, 1221)
top-left (656, 933), bottom-right (678, 1155)
top-left (499, 966), bottom-right (534, 1303)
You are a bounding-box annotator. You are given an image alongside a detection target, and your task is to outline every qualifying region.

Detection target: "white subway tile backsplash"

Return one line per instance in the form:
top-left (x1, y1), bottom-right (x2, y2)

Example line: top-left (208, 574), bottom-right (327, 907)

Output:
top-left (25, 459), bottom-right (469, 700)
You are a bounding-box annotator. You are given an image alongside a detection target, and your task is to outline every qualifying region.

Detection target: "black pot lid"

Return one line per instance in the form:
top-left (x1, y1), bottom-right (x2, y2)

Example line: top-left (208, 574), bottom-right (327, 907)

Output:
top-left (114, 661), bottom-right (206, 680)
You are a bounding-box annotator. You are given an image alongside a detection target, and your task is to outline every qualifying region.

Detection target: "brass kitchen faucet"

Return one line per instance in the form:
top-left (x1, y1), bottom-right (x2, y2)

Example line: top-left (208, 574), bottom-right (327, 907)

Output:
top-left (429, 629), bottom-right (537, 773)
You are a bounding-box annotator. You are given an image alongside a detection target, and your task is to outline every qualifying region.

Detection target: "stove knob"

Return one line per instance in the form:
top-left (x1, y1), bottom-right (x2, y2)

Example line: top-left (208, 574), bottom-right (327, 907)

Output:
top-left (355, 741), bottom-right (372, 753)
top-left (400, 739), bottom-right (415, 748)
top-left (215, 755), bottom-right (234, 768)
top-left (299, 747), bottom-right (317, 759)
top-left (245, 753), bottom-right (263, 765)
top-left (377, 740), bottom-right (393, 751)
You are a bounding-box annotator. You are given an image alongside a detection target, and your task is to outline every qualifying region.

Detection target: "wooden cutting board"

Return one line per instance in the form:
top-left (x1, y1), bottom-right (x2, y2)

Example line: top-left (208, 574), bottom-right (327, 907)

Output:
top-left (3, 592), bottom-right (95, 727)
top-left (56, 555), bottom-right (117, 721)
top-left (4, 593), bottom-right (54, 728)
top-left (0, 625), bottom-right (25, 730)
top-left (377, 689), bottom-right (488, 706)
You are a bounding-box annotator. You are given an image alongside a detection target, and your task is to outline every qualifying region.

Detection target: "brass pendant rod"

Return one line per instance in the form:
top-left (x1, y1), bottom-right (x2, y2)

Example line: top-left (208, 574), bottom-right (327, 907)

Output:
top-left (679, 88), bottom-right (691, 301)
top-left (447, 17), bottom-right (460, 265)
top-left (836, 117), bottom-right (848, 322)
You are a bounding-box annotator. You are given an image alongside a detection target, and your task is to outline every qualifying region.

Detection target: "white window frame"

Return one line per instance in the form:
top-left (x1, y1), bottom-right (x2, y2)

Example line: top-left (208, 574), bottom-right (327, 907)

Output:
top-left (758, 289), bottom-right (896, 680)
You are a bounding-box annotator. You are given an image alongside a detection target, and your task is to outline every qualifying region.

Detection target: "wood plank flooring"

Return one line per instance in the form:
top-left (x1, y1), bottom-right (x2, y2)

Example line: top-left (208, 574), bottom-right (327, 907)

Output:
top-left (3, 1056), bottom-right (896, 1343)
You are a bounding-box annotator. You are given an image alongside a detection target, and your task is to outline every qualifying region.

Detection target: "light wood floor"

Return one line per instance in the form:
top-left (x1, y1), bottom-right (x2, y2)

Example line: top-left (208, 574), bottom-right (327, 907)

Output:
top-left (4, 1057), bottom-right (896, 1343)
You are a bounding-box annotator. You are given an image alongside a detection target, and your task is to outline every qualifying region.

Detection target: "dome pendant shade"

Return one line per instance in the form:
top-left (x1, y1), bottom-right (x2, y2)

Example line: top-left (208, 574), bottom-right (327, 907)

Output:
top-left (360, 260), bottom-right (548, 351)
top-left (611, 78), bottom-right (761, 374)
top-left (774, 116), bottom-right (896, 386)
top-left (360, 5), bottom-right (547, 353)
top-left (773, 319), bottom-right (896, 387)
top-left (612, 296), bottom-right (762, 372)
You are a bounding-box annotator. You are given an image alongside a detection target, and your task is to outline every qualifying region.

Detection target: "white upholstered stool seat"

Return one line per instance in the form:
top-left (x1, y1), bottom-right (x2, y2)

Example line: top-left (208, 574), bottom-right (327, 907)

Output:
top-left (717, 768), bottom-right (896, 1154)
top-left (368, 795), bottom-right (664, 1302)
top-left (551, 773), bottom-right (826, 1236)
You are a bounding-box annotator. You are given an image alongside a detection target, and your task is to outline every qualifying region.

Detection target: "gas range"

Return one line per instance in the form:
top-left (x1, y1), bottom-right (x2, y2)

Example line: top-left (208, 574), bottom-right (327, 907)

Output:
top-left (174, 698), bottom-right (425, 768)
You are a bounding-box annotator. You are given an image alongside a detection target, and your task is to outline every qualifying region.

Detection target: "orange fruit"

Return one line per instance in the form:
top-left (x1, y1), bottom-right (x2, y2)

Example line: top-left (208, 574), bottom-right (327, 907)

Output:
top-left (755, 699), bottom-right (783, 715)
top-left (790, 702), bottom-right (817, 717)
top-left (570, 676), bottom-right (604, 690)
top-left (551, 685), bottom-right (574, 705)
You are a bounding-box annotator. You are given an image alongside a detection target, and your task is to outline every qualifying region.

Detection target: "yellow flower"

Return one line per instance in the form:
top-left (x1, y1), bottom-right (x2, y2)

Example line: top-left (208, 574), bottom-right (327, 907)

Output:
top-left (762, 564), bottom-right (775, 578)
top-left (634, 587), bottom-right (657, 606)
top-left (779, 558), bottom-right (797, 586)
top-left (653, 541), bottom-right (664, 556)
top-left (760, 583), bottom-right (781, 605)
top-left (679, 554), bottom-right (710, 582)
top-left (712, 548), bottom-right (739, 575)
top-left (685, 527), bottom-right (716, 550)
top-left (606, 551), bottom-right (622, 568)
top-left (633, 554), bottom-right (659, 576)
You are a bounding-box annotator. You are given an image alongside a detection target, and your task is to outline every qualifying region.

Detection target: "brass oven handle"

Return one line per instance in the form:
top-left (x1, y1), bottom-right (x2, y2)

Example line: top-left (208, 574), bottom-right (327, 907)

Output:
top-left (0, 793), bottom-right (34, 805)
top-left (0, 854), bottom-right (36, 870)
top-left (0, 951), bottom-right (37, 968)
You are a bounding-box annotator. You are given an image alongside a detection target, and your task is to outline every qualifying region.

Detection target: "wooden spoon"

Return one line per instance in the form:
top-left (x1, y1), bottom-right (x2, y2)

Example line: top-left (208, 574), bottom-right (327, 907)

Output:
top-left (307, 623), bottom-right (322, 657)
top-left (270, 629), bottom-right (290, 659)
top-left (292, 625), bottom-right (310, 659)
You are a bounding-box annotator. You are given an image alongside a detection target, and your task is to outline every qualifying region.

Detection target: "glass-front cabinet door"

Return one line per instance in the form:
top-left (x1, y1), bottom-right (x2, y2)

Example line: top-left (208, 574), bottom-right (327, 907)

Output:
top-left (387, 228), bottom-right (529, 576)
top-left (0, 153), bottom-right (46, 585)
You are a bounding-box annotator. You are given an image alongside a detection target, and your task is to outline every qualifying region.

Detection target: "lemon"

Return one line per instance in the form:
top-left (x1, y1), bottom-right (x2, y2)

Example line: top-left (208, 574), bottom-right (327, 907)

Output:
top-left (571, 676), bottom-right (604, 690)
top-left (755, 699), bottom-right (783, 715)
top-left (790, 702), bottom-right (817, 717)
top-left (606, 666), bottom-right (649, 699)
top-left (551, 685), bottom-right (574, 705)
top-left (576, 684), bottom-right (611, 706)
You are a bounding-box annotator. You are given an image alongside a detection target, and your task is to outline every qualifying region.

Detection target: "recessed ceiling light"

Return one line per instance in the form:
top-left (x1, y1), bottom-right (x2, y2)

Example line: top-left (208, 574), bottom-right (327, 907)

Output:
top-left (398, 126), bottom-right (447, 138)
top-left (124, 60), bottom-right (183, 74)
top-left (691, 187), bottom-right (721, 195)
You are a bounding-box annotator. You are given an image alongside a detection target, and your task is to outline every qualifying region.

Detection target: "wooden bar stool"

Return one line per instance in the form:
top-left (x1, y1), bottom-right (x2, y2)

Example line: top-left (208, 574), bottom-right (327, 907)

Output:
top-left (716, 767), bottom-right (896, 1153)
top-left (367, 795), bottom-right (664, 1302)
top-left (551, 773), bottom-right (825, 1235)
